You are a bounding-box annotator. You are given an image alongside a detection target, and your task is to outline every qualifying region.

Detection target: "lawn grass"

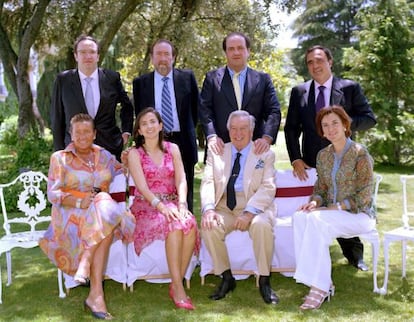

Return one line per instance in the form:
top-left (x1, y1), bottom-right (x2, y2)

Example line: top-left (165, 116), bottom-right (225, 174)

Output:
top-left (0, 134), bottom-right (414, 321)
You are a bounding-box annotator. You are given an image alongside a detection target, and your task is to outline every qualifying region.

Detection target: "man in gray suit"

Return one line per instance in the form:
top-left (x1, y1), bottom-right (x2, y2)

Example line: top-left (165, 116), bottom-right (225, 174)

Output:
top-left (51, 35), bottom-right (133, 160)
top-left (199, 32), bottom-right (281, 156)
top-left (284, 45), bottom-right (377, 271)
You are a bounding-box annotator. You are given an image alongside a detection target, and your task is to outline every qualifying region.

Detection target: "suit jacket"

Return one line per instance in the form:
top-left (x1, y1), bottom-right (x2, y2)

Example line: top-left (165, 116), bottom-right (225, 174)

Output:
top-left (50, 68), bottom-right (133, 158)
top-left (199, 67), bottom-right (281, 144)
top-left (132, 68), bottom-right (199, 166)
top-left (284, 77), bottom-right (377, 168)
top-left (200, 143), bottom-right (276, 216)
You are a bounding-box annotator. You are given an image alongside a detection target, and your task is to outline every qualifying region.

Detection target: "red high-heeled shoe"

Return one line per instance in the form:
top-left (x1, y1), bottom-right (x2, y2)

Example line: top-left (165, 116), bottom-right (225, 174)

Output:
top-left (168, 283), bottom-right (195, 310)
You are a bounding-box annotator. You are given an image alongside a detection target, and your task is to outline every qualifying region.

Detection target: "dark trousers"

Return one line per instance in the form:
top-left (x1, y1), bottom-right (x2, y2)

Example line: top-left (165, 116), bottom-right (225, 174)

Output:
top-left (337, 237), bottom-right (364, 264)
top-left (164, 132), bottom-right (195, 213)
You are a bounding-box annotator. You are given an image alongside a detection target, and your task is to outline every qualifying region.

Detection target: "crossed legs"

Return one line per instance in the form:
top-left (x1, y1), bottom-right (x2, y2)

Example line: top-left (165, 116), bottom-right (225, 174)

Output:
top-left (77, 233), bottom-right (113, 314)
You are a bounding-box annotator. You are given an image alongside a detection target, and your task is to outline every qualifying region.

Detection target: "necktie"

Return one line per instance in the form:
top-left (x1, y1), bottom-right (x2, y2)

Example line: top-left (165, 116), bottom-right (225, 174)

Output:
top-left (161, 77), bottom-right (174, 132)
top-left (232, 72), bottom-right (242, 109)
top-left (226, 152), bottom-right (242, 210)
top-left (315, 85), bottom-right (326, 113)
top-left (84, 77), bottom-right (95, 118)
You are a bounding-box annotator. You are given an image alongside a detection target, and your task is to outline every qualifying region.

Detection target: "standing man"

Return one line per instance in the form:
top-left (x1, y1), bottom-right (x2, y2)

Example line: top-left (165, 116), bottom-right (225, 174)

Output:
top-left (133, 39), bottom-right (199, 213)
top-left (201, 110), bottom-right (278, 305)
top-left (51, 35), bottom-right (134, 160)
top-left (199, 32), bottom-right (281, 156)
top-left (284, 45), bottom-right (377, 271)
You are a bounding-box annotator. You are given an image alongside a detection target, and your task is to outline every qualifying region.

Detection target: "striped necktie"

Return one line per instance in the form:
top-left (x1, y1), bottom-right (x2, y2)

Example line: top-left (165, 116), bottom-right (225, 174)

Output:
top-left (161, 77), bottom-right (174, 132)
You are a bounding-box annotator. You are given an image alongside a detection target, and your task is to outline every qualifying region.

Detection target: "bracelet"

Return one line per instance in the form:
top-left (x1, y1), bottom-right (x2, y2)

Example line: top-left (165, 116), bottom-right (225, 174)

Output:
top-left (151, 197), bottom-right (161, 208)
top-left (75, 198), bottom-right (82, 209)
top-left (336, 202), bottom-right (342, 211)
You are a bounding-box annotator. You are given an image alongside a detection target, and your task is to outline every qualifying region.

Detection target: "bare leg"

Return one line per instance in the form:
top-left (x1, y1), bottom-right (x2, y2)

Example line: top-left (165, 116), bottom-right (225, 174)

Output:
top-left (165, 228), bottom-right (195, 302)
top-left (180, 227), bottom-right (196, 278)
top-left (85, 233), bottom-right (113, 313)
top-left (75, 246), bottom-right (97, 282)
top-left (166, 230), bottom-right (186, 301)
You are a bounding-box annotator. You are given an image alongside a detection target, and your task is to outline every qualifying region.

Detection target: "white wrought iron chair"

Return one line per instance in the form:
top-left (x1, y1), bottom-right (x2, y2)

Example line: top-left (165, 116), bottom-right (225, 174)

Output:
top-left (0, 171), bottom-right (65, 304)
top-left (380, 174), bottom-right (414, 294)
top-left (356, 173), bottom-right (383, 294)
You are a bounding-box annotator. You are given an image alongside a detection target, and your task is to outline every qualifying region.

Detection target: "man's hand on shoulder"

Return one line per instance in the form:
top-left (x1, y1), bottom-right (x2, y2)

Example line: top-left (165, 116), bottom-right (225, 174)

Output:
top-left (253, 136), bottom-right (271, 154)
top-left (207, 136), bottom-right (225, 155)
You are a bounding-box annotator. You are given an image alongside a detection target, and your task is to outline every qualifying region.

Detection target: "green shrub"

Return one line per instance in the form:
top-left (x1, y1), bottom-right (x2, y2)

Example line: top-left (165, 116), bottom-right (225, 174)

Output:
top-left (0, 115), bottom-right (19, 146)
top-left (0, 116), bottom-right (52, 180)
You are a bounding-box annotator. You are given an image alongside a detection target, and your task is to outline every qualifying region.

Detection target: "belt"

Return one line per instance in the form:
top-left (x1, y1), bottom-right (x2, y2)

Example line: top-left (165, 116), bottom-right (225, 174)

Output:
top-left (133, 192), bottom-right (178, 202)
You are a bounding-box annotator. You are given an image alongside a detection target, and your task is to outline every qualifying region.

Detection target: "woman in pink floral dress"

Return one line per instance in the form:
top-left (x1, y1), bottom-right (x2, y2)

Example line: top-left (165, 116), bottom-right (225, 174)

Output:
top-left (128, 107), bottom-right (199, 310)
top-left (40, 114), bottom-right (134, 320)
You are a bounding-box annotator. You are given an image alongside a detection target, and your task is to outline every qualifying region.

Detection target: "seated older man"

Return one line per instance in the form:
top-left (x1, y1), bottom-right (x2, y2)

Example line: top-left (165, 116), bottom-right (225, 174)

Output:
top-left (200, 110), bottom-right (278, 305)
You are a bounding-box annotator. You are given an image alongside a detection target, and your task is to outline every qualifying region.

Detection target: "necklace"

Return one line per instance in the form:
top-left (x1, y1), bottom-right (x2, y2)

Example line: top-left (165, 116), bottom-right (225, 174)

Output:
top-left (76, 150), bottom-right (95, 169)
top-left (86, 159), bottom-right (94, 169)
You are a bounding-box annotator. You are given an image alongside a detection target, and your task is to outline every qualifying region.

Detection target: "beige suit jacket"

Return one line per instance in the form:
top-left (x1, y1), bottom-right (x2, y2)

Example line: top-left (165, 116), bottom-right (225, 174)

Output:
top-left (201, 142), bottom-right (276, 216)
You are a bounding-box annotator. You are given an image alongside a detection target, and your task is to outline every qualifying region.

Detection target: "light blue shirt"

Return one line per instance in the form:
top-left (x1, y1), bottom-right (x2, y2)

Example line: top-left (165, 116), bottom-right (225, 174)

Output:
top-left (332, 137), bottom-right (352, 210)
top-left (228, 66), bottom-right (248, 103)
top-left (154, 71), bottom-right (180, 131)
top-left (230, 143), bottom-right (261, 216)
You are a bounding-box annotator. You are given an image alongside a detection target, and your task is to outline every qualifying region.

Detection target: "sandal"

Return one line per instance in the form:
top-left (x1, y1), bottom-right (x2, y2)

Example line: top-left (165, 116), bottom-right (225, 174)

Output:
top-left (74, 274), bottom-right (90, 286)
top-left (300, 288), bottom-right (329, 310)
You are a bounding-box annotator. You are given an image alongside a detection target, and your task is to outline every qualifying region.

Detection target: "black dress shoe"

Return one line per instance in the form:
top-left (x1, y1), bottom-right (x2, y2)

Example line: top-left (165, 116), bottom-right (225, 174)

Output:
top-left (356, 259), bottom-right (369, 271)
top-left (209, 277), bottom-right (236, 300)
top-left (259, 284), bottom-right (279, 305)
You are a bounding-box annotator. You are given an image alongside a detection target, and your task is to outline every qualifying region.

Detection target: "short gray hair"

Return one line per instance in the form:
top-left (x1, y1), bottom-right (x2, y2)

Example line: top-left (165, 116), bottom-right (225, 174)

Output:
top-left (226, 110), bottom-right (255, 131)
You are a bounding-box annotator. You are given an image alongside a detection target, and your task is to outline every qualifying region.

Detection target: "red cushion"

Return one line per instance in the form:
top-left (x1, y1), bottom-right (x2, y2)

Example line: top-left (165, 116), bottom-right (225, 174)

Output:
top-left (275, 186), bottom-right (314, 198)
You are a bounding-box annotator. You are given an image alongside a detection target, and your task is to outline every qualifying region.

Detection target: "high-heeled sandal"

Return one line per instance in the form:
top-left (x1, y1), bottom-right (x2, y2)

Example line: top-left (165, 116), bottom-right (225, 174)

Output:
top-left (84, 300), bottom-right (113, 320)
top-left (303, 285), bottom-right (335, 301)
top-left (300, 288), bottom-right (330, 310)
top-left (74, 274), bottom-right (90, 286)
top-left (168, 283), bottom-right (195, 310)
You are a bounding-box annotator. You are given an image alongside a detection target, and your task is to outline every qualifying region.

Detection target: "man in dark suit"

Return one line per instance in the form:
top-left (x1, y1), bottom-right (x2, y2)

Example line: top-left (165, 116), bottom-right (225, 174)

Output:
top-left (133, 39), bottom-right (199, 212)
top-left (284, 45), bottom-right (377, 271)
top-left (51, 35), bottom-right (133, 160)
top-left (199, 32), bottom-right (281, 156)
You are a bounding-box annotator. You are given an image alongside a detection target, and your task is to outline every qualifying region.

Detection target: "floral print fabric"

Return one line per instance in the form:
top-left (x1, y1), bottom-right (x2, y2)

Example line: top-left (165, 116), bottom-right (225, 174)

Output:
top-left (130, 142), bottom-right (199, 255)
top-left (39, 143), bottom-right (135, 275)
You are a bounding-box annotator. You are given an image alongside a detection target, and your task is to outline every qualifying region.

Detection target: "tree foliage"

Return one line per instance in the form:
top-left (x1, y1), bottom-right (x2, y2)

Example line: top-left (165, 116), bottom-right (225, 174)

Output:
top-left (290, 0), bottom-right (368, 79)
top-left (343, 0), bottom-right (414, 165)
top-left (0, 0), bottom-right (299, 139)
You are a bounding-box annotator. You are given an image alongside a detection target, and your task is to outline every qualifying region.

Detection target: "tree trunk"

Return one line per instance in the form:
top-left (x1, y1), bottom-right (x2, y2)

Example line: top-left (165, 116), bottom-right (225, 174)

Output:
top-left (0, 0), bottom-right (50, 138)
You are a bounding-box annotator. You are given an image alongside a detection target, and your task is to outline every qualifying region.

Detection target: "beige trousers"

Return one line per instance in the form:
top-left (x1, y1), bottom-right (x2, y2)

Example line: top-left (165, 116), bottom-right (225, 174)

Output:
top-left (201, 192), bottom-right (275, 276)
